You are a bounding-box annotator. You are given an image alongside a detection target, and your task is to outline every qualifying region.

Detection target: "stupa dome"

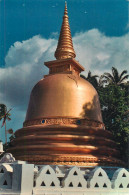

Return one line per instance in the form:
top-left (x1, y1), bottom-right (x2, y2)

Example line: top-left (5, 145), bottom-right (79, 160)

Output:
top-left (25, 73), bottom-right (102, 123)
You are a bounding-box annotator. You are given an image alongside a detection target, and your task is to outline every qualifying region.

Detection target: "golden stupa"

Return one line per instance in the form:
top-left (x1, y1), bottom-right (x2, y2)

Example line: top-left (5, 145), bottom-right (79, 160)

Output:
top-left (9, 3), bottom-right (124, 166)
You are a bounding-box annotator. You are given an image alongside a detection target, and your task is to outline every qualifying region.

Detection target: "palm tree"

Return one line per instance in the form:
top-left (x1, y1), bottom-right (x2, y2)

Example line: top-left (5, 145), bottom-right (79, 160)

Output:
top-left (0, 104), bottom-right (11, 144)
top-left (100, 67), bottom-right (129, 86)
top-left (80, 71), bottom-right (99, 89)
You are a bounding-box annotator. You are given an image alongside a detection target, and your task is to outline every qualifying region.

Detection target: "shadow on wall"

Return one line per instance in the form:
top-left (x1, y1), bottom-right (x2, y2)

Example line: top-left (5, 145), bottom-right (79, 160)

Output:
top-left (80, 94), bottom-right (102, 122)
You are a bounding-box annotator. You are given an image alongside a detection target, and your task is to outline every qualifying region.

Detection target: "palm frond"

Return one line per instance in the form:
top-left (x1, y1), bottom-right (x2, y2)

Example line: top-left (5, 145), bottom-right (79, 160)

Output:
top-left (101, 74), bottom-right (114, 83)
top-left (119, 70), bottom-right (128, 79)
top-left (6, 108), bottom-right (12, 115)
top-left (7, 117), bottom-right (11, 121)
top-left (112, 67), bottom-right (119, 83)
top-left (87, 71), bottom-right (92, 79)
top-left (0, 115), bottom-right (5, 120)
top-left (120, 75), bottom-right (129, 83)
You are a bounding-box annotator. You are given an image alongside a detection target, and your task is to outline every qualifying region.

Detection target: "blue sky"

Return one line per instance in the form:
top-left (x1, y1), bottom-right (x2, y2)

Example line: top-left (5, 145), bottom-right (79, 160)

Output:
top-left (0, 0), bottom-right (129, 142)
top-left (0, 0), bottom-right (128, 66)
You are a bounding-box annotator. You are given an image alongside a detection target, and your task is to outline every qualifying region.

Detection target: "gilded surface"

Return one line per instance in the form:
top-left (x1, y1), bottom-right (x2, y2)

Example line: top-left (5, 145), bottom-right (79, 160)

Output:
top-left (45, 58), bottom-right (85, 73)
top-left (10, 154), bottom-right (125, 166)
top-left (55, 2), bottom-right (76, 59)
top-left (23, 117), bottom-right (104, 129)
top-left (50, 64), bottom-right (70, 74)
top-left (25, 74), bottom-right (103, 123)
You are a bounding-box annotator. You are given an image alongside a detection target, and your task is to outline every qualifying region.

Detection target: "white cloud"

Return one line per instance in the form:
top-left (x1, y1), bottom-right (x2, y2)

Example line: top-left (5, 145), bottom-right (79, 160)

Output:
top-left (73, 29), bottom-right (129, 76)
top-left (0, 30), bottom-right (129, 133)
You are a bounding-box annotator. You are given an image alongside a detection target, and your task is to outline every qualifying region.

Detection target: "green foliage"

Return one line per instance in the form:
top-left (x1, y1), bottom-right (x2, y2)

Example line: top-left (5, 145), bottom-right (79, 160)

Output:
top-left (99, 84), bottom-right (129, 160)
top-left (99, 67), bottom-right (129, 161)
top-left (0, 104), bottom-right (7, 120)
top-left (0, 104), bottom-right (11, 124)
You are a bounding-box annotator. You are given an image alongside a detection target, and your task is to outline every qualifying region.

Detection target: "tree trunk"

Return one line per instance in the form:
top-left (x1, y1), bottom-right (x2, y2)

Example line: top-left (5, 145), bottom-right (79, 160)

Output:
top-left (5, 121), bottom-right (7, 145)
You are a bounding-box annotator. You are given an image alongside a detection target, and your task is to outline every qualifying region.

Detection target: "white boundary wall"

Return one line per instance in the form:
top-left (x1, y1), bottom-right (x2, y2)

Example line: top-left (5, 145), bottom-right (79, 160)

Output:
top-left (0, 153), bottom-right (129, 195)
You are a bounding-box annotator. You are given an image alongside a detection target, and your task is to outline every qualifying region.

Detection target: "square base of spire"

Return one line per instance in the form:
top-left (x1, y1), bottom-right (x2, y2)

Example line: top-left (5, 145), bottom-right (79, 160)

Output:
top-left (44, 58), bottom-right (85, 76)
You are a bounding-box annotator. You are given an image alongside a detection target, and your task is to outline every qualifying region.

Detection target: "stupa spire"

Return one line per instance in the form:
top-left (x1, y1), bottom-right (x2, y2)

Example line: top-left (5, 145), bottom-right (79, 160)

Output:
top-left (55, 2), bottom-right (76, 59)
top-left (64, 1), bottom-right (68, 15)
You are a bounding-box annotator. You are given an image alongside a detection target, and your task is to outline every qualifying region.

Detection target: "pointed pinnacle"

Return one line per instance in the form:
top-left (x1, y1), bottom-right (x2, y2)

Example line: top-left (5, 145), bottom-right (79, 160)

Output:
top-left (55, 2), bottom-right (76, 60)
top-left (64, 1), bottom-right (68, 15)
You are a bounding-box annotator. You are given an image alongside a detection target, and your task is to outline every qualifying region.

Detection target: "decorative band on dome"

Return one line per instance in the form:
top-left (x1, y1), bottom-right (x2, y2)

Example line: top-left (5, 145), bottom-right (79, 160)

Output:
top-left (23, 117), bottom-right (105, 129)
top-left (9, 154), bottom-right (125, 167)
